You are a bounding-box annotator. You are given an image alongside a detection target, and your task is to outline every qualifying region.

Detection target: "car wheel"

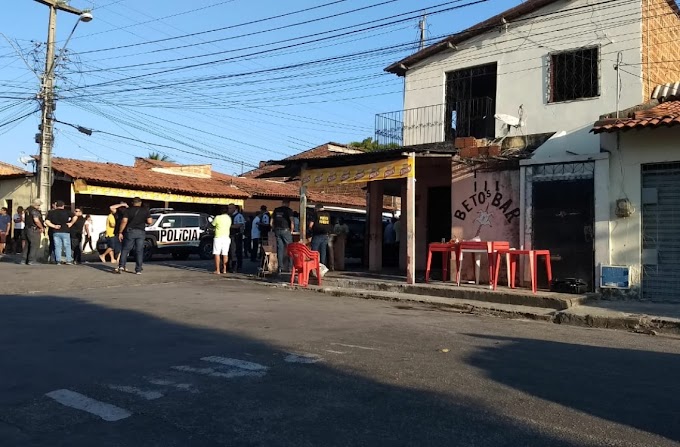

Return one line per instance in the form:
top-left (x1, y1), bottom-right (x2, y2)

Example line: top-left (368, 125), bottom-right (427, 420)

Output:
top-left (172, 252), bottom-right (190, 260)
top-left (198, 239), bottom-right (213, 260)
top-left (143, 239), bottom-right (154, 262)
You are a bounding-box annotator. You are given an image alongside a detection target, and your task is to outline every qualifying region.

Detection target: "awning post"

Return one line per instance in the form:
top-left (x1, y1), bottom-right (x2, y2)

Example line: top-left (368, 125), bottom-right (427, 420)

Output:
top-left (406, 153), bottom-right (416, 284)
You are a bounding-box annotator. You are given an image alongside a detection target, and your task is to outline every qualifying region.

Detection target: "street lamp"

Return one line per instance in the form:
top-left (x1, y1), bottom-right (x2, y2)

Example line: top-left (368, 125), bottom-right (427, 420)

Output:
top-left (35, 1), bottom-right (93, 212)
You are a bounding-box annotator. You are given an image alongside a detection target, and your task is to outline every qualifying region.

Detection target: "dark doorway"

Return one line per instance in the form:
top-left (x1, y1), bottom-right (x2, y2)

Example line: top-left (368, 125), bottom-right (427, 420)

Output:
top-left (445, 63), bottom-right (497, 141)
top-left (532, 179), bottom-right (594, 291)
top-left (426, 186), bottom-right (452, 275)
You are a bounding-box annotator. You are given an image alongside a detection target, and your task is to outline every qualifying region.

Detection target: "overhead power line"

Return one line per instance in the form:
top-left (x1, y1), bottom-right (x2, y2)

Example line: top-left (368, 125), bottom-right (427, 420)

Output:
top-left (77, 0), bottom-right (353, 53)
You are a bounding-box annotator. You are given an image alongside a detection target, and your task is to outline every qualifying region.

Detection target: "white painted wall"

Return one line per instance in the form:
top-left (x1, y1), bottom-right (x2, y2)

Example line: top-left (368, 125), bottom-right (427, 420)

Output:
top-left (603, 127), bottom-right (680, 290)
top-left (403, 0), bottom-right (643, 157)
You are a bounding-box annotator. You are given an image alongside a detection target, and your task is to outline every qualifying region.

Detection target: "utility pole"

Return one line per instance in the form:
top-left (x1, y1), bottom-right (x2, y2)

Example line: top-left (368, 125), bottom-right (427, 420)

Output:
top-left (35, 0), bottom-right (91, 213)
top-left (418, 14), bottom-right (427, 51)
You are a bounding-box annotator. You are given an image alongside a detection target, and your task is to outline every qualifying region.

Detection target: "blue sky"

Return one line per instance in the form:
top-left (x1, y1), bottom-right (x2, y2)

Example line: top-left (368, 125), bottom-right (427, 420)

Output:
top-left (0, 0), bottom-right (520, 174)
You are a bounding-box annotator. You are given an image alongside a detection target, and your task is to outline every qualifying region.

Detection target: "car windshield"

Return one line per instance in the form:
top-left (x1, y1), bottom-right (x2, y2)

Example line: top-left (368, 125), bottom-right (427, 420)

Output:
top-left (150, 214), bottom-right (160, 225)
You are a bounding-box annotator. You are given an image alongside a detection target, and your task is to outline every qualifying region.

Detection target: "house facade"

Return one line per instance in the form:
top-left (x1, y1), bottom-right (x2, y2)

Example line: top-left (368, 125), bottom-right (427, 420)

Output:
top-left (593, 95), bottom-right (680, 302)
top-left (379, 0), bottom-right (680, 290)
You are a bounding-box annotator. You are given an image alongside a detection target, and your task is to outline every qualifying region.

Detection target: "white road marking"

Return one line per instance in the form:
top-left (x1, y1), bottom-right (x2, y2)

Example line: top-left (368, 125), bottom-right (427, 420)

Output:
top-left (106, 385), bottom-right (163, 400)
top-left (200, 356), bottom-right (268, 371)
top-left (330, 343), bottom-right (379, 351)
top-left (324, 350), bottom-right (346, 354)
top-left (45, 389), bottom-right (132, 422)
top-left (171, 365), bottom-right (266, 378)
top-left (284, 353), bottom-right (323, 364)
top-left (147, 379), bottom-right (199, 394)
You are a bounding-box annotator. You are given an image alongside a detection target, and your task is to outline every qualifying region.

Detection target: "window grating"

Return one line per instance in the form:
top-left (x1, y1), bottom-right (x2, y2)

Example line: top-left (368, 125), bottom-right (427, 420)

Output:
top-left (549, 47), bottom-right (599, 103)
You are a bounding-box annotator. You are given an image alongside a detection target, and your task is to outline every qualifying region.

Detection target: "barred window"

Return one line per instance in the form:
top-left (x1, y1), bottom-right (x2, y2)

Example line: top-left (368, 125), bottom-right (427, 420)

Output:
top-left (549, 47), bottom-right (599, 103)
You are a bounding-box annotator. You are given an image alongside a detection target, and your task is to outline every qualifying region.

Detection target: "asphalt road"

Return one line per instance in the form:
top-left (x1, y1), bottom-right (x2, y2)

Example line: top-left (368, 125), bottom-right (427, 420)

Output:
top-left (1, 263), bottom-right (679, 446)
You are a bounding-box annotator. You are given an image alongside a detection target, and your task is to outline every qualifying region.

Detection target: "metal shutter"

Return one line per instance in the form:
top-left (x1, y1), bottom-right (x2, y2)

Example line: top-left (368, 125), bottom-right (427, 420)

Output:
top-left (641, 162), bottom-right (680, 302)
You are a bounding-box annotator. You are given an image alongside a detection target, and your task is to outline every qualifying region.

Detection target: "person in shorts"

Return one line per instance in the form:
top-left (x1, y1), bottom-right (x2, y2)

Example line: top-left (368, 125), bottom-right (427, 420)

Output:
top-left (100, 202), bottom-right (127, 263)
top-left (212, 206), bottom-right (232, 275)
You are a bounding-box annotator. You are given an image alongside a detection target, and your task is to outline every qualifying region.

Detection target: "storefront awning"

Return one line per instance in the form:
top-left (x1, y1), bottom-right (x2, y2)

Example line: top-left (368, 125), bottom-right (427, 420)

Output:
top-left (74, 182), bottom-right (244, 206)
top-left (301, 158), bottom-right (414, 187)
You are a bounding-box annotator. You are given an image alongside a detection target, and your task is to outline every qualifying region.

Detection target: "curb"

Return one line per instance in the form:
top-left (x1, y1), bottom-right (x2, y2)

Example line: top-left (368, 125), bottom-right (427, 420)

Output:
top-left (260, 280), bottom-right (680, 336)
top-left (319, 277), bottom-right (589, 310)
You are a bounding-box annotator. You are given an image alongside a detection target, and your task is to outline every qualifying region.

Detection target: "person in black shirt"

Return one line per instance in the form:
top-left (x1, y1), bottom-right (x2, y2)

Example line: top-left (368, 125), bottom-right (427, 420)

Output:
top-left (45, 200), bottom-right (75, 265)
top-left (309, 204), bottom-right (332, 266)
top-left (22, 199), bottom-right (45, 265)
top-left (70, 207), bottom-right (86, 264)
top-left (116, 197), bottom-right (152, 274)
top-left (272, 202), bottom-right (294, 273)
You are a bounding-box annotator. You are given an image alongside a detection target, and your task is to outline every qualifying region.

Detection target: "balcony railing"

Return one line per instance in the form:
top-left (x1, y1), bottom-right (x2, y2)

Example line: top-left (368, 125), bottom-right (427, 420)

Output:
top-left (375, 97), bottom-right (494, 147)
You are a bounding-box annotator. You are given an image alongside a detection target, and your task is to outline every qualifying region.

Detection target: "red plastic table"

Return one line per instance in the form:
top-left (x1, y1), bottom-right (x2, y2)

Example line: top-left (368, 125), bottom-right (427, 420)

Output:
top-left (425, 242), bottom-right (457, 283)
top-left (493, 249), bottom-right (552, 294)
top-left (455, 241), bottom-right (510, 287)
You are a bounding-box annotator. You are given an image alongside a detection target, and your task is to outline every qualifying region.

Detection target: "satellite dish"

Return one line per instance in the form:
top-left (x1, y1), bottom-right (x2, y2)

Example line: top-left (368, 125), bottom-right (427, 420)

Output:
top-left (494, 113), bottom-right (522, 127)
top-left (495, 105), bottom-right (526, 128)
top-left (18, 154), bottom-right (34, 165)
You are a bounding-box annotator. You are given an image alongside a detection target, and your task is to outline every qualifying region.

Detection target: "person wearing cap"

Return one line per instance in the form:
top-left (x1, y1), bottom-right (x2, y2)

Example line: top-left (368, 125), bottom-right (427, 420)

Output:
top-left (309, 203), bottom-right (332, 266)
top-left (22, 199), bottom-right (45, 265)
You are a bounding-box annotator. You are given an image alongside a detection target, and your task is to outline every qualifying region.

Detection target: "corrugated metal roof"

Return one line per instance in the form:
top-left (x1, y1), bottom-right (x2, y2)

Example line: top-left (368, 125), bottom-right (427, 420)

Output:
top-left (651, 82), bottom-right (680, 101)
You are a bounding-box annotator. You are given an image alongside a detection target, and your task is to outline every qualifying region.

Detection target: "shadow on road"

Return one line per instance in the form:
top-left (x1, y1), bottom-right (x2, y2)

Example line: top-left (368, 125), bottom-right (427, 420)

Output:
top-left (464, 334), bottom-right (680, 443)
top-left (0, 293), bottom-right (588, 447)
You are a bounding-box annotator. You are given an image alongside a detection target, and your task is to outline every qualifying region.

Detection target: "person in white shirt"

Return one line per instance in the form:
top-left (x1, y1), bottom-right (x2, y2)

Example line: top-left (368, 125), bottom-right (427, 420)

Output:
top-left (251, 212), bottom-right (261, 262)
top-left (12, 206), bottom-right (25, 254)
top-left (83, 214), bottom-right (95, 253)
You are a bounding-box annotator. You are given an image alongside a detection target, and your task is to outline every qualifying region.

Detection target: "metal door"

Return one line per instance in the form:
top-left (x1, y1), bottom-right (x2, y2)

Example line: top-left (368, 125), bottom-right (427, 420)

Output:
top-left (532, 179), bottom-right (595, 291)
top-left (641, 163), bottom-right (680, 302)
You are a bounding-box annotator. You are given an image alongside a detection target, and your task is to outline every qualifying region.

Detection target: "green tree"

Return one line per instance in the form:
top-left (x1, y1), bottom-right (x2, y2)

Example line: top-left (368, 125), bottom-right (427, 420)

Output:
top-left (348, 137), bottom-right (400, 152)
top-left (148, 151), bottom-right (173, 161)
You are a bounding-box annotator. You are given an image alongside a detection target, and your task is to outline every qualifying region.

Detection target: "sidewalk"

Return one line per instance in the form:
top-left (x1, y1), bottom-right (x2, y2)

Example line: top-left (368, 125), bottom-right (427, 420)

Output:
top-left (268, 271), bottom-right (680, 336)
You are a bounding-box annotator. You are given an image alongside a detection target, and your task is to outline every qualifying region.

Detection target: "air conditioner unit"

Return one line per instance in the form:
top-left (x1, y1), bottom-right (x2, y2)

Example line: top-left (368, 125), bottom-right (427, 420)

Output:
top-left (600, 265), bottom-right (630, 289)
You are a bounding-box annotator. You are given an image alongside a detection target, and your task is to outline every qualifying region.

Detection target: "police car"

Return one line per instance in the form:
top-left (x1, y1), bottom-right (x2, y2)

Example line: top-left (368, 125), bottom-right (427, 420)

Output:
top-left (97, 209), bottom-right (214, 261)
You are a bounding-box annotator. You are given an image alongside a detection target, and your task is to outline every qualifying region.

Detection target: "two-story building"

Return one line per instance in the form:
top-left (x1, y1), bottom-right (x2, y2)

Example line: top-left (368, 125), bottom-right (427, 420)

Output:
top-left (374, 0), bottom-right (680, 290)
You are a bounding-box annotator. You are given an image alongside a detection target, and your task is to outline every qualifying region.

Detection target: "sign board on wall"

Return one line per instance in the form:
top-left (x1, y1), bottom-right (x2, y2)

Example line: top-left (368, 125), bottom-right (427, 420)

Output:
top-left (600, 265), bottom-right (630, 289)
top-left (301, 158), bottom-right (414, 187)
top-left (74, 183), bottom-right (244, 206)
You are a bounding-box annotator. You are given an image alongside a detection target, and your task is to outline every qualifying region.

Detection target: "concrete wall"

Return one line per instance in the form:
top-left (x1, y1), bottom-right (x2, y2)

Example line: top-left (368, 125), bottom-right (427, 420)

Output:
top-left (0, 176), bottom-right (37, 227)
top-left (451, 164), bottom-right (521, 282)
top-left (403, 0), bottom-right (643, 156)
top-left (451, 165), bottom-right (521, 243)
top-left (602, 127), bottom-right (680, 294)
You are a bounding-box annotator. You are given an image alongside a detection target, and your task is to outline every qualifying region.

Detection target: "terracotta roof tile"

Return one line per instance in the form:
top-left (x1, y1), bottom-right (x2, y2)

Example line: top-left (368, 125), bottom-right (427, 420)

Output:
top-left (0, 161), bottom-right (29, 176)
top-left (592, 100), bottom-right (680, 133)
top-left (52, 158), bottom-right (249, 199)
top-left (133, 157), bottom-right (301, 199)
top-left (242, 143), bottom-right (364, 179)
top-left (51, 156), bottom-right (371, 209)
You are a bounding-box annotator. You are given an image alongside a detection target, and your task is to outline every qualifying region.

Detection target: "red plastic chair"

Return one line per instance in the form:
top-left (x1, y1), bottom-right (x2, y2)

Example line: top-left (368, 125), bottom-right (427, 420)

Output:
top-left (286, 242), bottom-right (322, 287)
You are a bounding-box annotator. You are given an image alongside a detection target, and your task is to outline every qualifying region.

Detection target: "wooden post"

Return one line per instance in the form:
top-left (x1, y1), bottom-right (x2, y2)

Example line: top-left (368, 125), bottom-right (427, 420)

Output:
top-left (406, 153), bottom-right (416, 284)
top-left (300, 164), bottom-right (308, 242)
top-left (368, 181), bottom-right (383, 272)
